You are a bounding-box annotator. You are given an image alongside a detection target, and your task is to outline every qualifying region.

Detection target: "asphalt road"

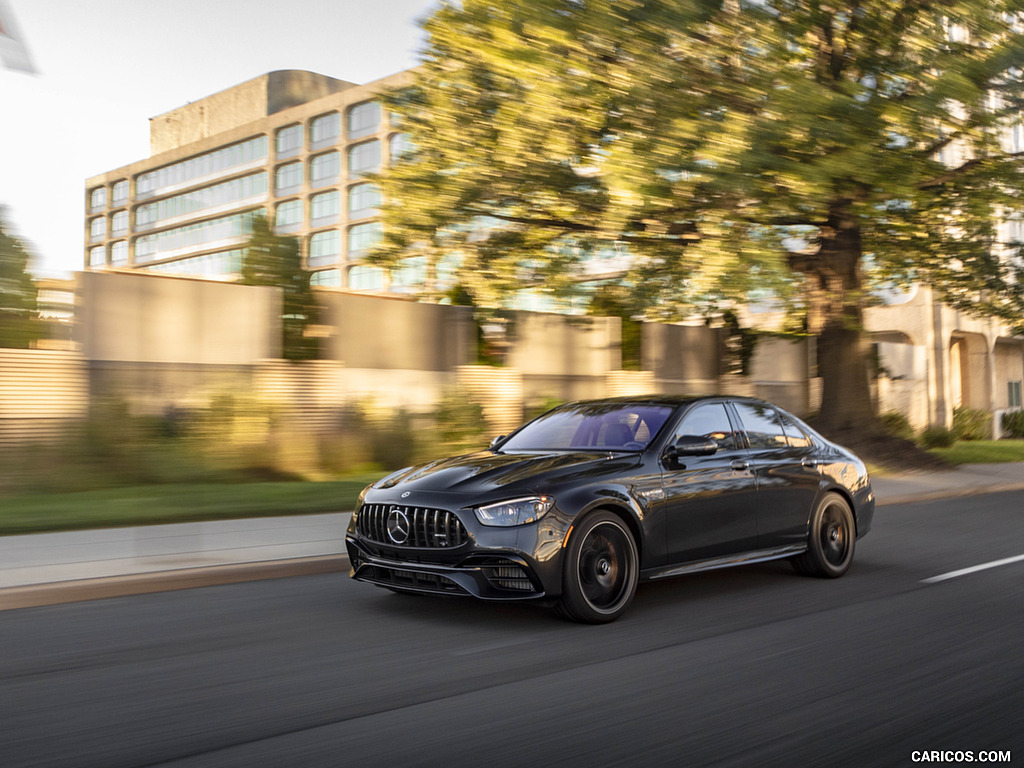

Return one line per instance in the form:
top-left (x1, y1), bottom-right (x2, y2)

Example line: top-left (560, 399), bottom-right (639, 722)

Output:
top-left (2, 492), bottom-right (1023, 768)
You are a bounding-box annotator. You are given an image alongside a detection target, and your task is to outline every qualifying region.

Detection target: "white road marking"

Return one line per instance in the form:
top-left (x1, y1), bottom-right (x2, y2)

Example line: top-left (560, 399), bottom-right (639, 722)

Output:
top-left (921, 553), bottom-right (1024, 584)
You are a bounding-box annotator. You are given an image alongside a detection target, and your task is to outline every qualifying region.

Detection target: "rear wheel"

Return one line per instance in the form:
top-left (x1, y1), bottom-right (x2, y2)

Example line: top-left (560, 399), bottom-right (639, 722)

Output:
top-left (558, 512), bottom-right (638, 623)
top-left (791, 492), bottom-right (855, 578)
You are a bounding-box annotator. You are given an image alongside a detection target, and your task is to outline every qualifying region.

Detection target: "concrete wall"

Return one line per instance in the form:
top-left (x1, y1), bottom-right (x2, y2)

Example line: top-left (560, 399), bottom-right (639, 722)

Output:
top-left (642, 323), bottom-right (722, 393)
top-left (506, 312), bottom-right (621, 405)
top-left (320, 291), bottom-right (474, 372)
top-left (77, 271), bottom-right (281, 364)
top-left (149, 71), bottom-right (355, 155)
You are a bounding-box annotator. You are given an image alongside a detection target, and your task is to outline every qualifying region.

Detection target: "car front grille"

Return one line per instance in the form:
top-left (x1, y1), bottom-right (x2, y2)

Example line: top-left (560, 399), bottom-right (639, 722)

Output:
top-left (357, 503), bottom-right (468, 548)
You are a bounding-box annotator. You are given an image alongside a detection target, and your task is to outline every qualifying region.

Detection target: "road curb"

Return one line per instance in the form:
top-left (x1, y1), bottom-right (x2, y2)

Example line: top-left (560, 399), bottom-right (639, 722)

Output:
top-left (0, 555), bottom-right (350, 611)
top-left (876, 482), bottom-right (1024, 507)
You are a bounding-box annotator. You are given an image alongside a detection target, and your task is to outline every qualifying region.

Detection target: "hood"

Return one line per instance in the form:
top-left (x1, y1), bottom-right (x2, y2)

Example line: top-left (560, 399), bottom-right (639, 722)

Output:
top-left (372, 450), bottom-right (641, 497)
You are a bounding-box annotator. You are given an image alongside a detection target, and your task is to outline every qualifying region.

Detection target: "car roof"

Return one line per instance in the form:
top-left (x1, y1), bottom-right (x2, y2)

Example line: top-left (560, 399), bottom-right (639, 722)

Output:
top-left (560, 394), bottom-right (775, 409)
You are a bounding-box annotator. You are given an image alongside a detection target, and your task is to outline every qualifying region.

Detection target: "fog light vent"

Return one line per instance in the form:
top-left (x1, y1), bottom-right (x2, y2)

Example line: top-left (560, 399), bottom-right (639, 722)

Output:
top-left (484, 565), bottom-right (533, 591)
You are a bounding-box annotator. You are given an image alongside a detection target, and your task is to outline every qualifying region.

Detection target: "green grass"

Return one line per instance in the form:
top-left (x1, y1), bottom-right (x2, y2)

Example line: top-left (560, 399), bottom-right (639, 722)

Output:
top-left (928, 440), bottom-right (1024, 465)
top-left (0, 475), bottom-right (381, 536)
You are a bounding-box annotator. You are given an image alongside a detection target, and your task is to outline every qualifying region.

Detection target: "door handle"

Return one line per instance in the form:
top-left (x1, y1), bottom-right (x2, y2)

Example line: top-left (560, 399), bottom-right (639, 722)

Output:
top-left (730, 459), bottom-right (750, 471)
top-left (802, 458), bottom-right (821, 468)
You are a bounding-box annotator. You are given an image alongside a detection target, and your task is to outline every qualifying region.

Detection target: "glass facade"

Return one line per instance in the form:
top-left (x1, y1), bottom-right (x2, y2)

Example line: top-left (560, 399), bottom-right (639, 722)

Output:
top-left (112, 180), bottom-right (129, 205)
top-left (275, 199), bottom-right (303, 229)
top-left (110, 241), bottom-right (128, 266)
top-left (111, 210), bottom-right (129, 235)
top-left (311, 112), bottom-right (341, 147)
top-left (276, 124), bottom-right (303, 157)
top-left (136, 173), bottom-right (268, 229)
top-left (311, 191), bottom-right (340, 224)
top-left (311, 269), bottom-right (342, 287)
top-left (134, 210), bottom-right (257, 263)
top-left (136, 136), bottom-right (268, 198)
top-left (89, 187), bottom-right (107, 211)
top-left (348, 101), bottom-right (381, 139)
top-left (275, 162), bottom-right (303, 194)
top-left (140, 249), bottom-right (244, 279)
top-left (309, 230), bottom-right (341, 267)
top-left (348, 221), bottom-right (382, 256)
top-left (348, 140), bottom-right (381, 178)
top-left (348, 183), bottom-right (381, 218)
top-left (310, 152), bottom-right (341, 188)
top-left (348, 265), bottom-right (385, 291)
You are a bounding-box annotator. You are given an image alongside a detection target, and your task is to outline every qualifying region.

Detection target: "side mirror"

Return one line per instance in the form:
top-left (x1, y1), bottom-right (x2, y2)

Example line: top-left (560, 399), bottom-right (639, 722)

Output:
top-left (664, 435), bottom-right (719, 463)
top-left (490, 435), bottom-right (506, 449)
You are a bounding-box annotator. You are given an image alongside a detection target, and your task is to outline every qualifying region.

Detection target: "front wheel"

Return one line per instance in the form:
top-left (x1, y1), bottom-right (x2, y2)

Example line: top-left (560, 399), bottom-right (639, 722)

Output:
top-left (558, 512), bottom-right (639, 624)
top-left (791, 492), bottom-right (856, 578)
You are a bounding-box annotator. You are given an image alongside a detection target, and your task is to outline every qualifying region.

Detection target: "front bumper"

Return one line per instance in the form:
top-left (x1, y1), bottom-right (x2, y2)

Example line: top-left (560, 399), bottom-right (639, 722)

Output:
top-left (346, 537), bottom-right (549, 600)
top-left (345, 498), bottom-right (572, 600)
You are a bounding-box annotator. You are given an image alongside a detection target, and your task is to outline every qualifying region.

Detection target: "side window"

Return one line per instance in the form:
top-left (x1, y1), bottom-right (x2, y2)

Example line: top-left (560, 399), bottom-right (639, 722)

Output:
top-left (779, 412), bottom-right (813, 449)
top-left (674, 403), bottom-right (740, 451)
top-left (732, 402), bottom-right (788, 450)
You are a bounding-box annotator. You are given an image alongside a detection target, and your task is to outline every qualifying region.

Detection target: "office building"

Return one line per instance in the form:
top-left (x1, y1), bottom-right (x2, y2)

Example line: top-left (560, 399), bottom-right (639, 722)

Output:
top-left (84, 69), bottom-right (414, 292)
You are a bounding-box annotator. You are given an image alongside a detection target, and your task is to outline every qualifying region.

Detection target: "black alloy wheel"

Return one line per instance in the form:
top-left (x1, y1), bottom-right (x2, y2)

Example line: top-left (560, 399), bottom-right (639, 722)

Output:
top-left (791, 492), bottom-right (856, 578)
top-left (558, 511), bottom-right (639, 623)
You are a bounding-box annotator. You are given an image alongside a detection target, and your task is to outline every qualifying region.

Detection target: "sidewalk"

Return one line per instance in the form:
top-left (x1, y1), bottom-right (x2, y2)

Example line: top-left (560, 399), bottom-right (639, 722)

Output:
top-left (2, 464), bottom-right (1024, 611)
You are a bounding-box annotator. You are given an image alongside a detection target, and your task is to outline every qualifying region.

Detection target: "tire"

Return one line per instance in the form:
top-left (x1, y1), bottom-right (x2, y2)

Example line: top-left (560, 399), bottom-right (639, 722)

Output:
top-left (791, 492), bottom-right (856, 578)
top-left (557, 511), bottom-right (639, 624)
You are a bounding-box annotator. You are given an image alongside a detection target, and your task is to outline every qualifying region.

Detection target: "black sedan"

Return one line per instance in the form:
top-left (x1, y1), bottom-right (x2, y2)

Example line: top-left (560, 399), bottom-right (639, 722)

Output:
top-left (346, 395), bottom-right (875, 623)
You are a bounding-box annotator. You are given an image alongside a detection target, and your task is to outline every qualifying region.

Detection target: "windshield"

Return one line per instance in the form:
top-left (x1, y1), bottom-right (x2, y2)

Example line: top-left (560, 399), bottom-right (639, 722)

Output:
top-left (500, 403), bottom-right (674, 452)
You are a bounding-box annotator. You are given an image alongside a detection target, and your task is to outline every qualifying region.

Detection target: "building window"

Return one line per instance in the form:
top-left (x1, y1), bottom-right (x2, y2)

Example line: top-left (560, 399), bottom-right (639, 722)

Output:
top-left (89, 217), bottom-right (106, 242)
top-left (310, 269), bottom-right (341, 287)
top-left (112, 180), bottom-right (129, 204)
top-left (111, 210), bottom-right (129, 235)
top-left (275, 199), bottom-right (303, 230)
top-left (276, 124), bottom-right (303, 158)
top-left (134, 210), bottom-right (257, 263)
top-left (135, 136), bottom-right (268, 198)
top-left (89, 187), bottom-right (107, 212)
top-left (391, 256), bottom-right (427, 292)
top-left (1010, 381), bottom-right (1023, 408)
top-left (88, 245), bottom-right (106, 268)
top-left (348, 101), bottom-right (381, 139)
top-left (389, 133), bottom-right (413, 162)
top-left (110, 241), bottom-right (128, 266)
top-left (275, 162), bottom-right (303, 194)
top-left (348, 183), bottom-right (381, 219)
top-left (134, 173), bottom-right (268, 230)
top-left (347, 140), bottom-right (381, 178)
top-left (309, 230), bottom-right (341, 268)
top-left (139, 249), bottom-right (244, 280)
top-left (310, 191), bottom-right (340, 224)
top-left (348, 265), bottom-right (385, 291)
top-left (311, 112), bottom-right (341, 148)
top-left (347, 221), bottom-right (382, 256)
top-left (310, 151), bottom-right (341, 188)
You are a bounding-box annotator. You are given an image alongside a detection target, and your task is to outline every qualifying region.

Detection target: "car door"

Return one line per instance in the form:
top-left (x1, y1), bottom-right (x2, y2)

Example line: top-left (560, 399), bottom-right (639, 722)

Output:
top-left (729, 401), bottom-right (821, 551)
top-left (662, 401), bottom-right (759, 564)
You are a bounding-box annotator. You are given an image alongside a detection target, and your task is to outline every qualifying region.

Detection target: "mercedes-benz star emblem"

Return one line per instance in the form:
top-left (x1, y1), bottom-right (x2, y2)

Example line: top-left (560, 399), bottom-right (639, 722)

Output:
top-left (386, 508), bottom-right (411, 544)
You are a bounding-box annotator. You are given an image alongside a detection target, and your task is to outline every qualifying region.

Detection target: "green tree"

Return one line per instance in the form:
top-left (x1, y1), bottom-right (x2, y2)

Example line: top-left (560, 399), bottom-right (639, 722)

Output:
top-left (241, 214), bottom-right (319, 361)
top-left (373, 0), bottom-right (1024, 435)
top-left (0, 211), bottom-right (40, 349)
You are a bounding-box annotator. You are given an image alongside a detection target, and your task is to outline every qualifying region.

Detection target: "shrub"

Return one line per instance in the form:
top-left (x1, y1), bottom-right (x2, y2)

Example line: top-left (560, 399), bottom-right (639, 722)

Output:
top-left (1003, 410), bottom-right (1024, 439)
top-left (920, 426), bottom-right (956, 449)
top-left (879, 411), bottom-right (915, 442)
top-left (952, 407), bottom-right (992, 441)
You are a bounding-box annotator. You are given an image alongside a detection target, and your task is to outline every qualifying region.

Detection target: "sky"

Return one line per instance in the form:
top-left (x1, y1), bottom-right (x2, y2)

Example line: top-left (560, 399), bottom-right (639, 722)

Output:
top-left (0, 0), bottom-right (438, 277)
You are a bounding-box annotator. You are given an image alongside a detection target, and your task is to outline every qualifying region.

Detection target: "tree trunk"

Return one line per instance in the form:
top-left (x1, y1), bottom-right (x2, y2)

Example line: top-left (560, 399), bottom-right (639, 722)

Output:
top-left (793, 204), bottom-right (877, 437)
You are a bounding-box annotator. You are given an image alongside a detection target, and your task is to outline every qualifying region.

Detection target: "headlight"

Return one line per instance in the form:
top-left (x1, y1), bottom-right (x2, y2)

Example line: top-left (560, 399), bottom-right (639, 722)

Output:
top-left (474, 496), bottom-right (554, 527)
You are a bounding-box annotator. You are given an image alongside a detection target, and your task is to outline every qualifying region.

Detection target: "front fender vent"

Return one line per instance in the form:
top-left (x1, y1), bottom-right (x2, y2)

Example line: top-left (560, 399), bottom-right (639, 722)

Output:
top-left (357, 504), bottom-right (468, 548)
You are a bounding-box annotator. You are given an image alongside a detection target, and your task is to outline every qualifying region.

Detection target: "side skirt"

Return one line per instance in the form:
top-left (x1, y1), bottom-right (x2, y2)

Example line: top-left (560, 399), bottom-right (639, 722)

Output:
top-left (642, 545), bottom-right (807, 582)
